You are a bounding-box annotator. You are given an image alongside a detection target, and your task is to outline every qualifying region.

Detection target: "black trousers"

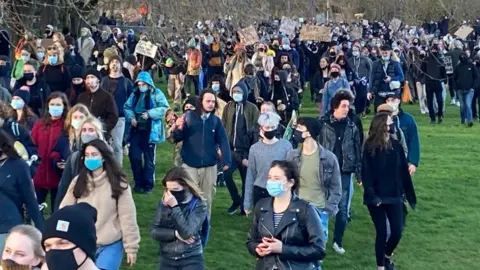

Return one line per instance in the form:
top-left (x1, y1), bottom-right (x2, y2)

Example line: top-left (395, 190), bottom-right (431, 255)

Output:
top-left (35, 188), bottom-right (57, 214)
top-left (253, 186), bottom-right (270, 207)
top-left (472, 88), bottom-right (480, 118)
top-left (159, 255), bottom-right (205, 270)
top-left (367, 203), bottom-right (404, 267)
top-left (224, 151), bottom-right (248, 207)
top-left (426, 82), bottom-right (444, 121)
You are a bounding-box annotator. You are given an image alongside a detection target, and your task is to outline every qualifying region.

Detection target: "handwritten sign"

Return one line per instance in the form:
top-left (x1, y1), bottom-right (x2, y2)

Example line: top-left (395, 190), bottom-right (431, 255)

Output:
top-left (390, 18), bottom-right (402, 32)
top-left (362, 19), bottom-right (369, 26)
top-left (300, 25), bottom-right (331, 42)
top-left (316, 13), bottom-right (325, 25)
top-left (444, 56), bottom-right (454, 74)
top-left (455, 25), bottom-right (474, 40)
top-left (134, 40), bottom-right (158, 58)
top-left (280, 17), bottom-right (296, 39)
top-left (237, 25), bottom-right (259, 46)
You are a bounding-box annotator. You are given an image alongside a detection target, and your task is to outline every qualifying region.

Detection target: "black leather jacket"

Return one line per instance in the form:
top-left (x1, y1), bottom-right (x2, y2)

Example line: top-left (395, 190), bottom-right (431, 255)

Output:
top-left (318, 115), bottom-right (362, 177)
top-left (150, 197), bottom-right (207, 260)
top-left (246, 195), bottom-right (325, 270)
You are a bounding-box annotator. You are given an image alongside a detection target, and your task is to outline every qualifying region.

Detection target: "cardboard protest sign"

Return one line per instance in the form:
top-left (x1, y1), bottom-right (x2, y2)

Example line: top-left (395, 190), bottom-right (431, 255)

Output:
top-left (363, 19), bottom-right (369, 26)
top-left (280, 17), bottom-right (296, 39)
top-left (454, 25), bottom-right (474, 40)
top-left (134, 40), bottom-right (158, 58)
top-left (390, 18), bottom-right (402, 32)
top-left (237, 25), bottom-right (259, 46)
top-left (444, 56), bottom-right (454, 75)
top-left (316, 13), bottom-right (325, 25)
top-left (300, 25), bottom-right (331, 42)
top-left (350, 26), bottom-right (363, 40)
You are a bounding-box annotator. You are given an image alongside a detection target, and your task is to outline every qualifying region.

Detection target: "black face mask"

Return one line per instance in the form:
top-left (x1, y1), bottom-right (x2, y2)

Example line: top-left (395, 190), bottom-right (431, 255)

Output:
top-left (263, 129), bottom-right (277, 140)
top-left (293, 130), bottom-right (305, 144)
top-left (170, 190), bottom-right (187, 203)
top-left (331, 72), bottom-right (340, 78)
top-left (46, 247), bottom-right (87, 270)
top-left (23, 72), bottom-right (34, 81)
top-left (329, 51), bottom-right (336, 57)
top-left (388, 124), bottom-right (396, 134)
top-left (73, 83), bottom-right (84, 91)
top-left (460, 56), bottom-right (468, 62)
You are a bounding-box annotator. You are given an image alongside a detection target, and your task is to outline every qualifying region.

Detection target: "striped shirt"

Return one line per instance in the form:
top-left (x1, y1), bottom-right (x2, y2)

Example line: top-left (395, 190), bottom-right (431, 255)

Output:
top-left (273, 212), bottom-right (284, 229)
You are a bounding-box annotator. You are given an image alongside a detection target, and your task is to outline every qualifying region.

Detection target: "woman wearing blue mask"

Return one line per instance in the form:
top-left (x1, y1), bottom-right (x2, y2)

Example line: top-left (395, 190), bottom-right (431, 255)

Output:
top-left (247, 160), bottom-right (325, 270)
top-left (11, 89), bottom-right (38, 131)
top-left (37, 46), bottom-right (71, 93)
top-left (59, 139), bottom-right (140, 270)
top-left (31, 92), bottom-right (69, 212)
top-left (124, 71), bottom-right (169, 194)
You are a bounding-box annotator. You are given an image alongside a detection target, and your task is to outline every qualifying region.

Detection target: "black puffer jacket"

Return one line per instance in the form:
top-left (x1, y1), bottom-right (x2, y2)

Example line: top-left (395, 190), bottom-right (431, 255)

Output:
top-left (318, 115), bottom-right (362, 177)
top-left (246, 195), bottom-right (325, 270)
top-left (150, 197), bottom-right (207, 260)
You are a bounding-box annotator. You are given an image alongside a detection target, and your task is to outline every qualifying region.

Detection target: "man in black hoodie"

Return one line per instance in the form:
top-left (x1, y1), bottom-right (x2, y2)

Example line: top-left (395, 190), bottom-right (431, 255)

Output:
top-left (453, 52), bottom-right (478, 126)
top-left (421, 45), bottom-right (447, 124)
top-left (221, 81), bottom-right (259, 215)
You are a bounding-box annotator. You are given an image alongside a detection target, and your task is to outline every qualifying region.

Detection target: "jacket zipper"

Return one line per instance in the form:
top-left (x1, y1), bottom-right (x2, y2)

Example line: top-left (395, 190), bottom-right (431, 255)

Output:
top-left (201, 118), bottom-right (205, 166)
top-left (233, 105), bottom-right (240, 151)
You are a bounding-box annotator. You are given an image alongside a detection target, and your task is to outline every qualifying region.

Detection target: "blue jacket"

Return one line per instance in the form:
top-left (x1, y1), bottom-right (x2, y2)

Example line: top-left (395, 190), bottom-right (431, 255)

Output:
top-left (124, 72), bottom-right (170, 143)
top-left (371, 59), bottom-right (405, 95)
top-left (101, 76), bottom-right (134, 117)
top-left (172, 111), bottom-right (232, 168)
top-left (394, 110), bottom-right (420, 167)
top-left (0, 158), bottom-right (44, 233)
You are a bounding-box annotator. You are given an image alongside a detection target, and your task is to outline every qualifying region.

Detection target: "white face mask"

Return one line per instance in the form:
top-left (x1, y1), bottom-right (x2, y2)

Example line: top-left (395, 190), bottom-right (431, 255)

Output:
top-left (123, 62), bottom-right (129, 69)
top-left (71, 119), bottom-right (82, 130)
top-left (388, 101), bottom-right (400, 111)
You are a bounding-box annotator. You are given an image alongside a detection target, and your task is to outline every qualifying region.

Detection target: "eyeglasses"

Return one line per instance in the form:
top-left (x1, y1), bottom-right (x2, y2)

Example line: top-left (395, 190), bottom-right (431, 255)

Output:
top-left (47, 46), bottom-right (58, 51)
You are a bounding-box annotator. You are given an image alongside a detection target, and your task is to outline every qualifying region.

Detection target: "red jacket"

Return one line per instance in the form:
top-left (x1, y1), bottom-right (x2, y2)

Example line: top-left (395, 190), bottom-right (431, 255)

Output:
top-left (31, 118), bottom-right (65, 190)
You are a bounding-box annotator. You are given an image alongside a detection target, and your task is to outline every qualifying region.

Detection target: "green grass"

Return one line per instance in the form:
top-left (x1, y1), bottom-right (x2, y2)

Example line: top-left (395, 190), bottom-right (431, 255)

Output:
top-left (121, 82), bottom-right (480, 270)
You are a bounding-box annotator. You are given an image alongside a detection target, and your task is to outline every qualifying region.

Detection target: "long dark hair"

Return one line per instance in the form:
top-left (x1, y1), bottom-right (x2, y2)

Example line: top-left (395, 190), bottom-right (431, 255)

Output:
top-left (12, 105), bottom-right (36, 127)
top-left (73, 139), bottom-right (128, 200)
top-left (365, 112), bottom-right (392, 156)
top-left (162, 167), bottom-right (205, 201)
top-left (195, 89), bottom-right (218, 116)
top-left (43, 92), bottom-right (70, 127)
top-left (208, 74), bottom-right (231, 102)
top-left (0, 129), bottom-right (21, 159)
top-left (271, 160), bottom-right (300, 193)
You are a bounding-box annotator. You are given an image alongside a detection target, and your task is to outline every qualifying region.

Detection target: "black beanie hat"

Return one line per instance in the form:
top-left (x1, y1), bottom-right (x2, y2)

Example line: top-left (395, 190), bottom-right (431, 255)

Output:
top-left (182, 96), bottom-right (198, 112)
top-left (13, 89), bottom-right (31, 104)
top-left (124, 55), bottom-right (137, 66)
top-left (85, 68), bottom-right (101, 80)
top-left (70, 64), bottom-right (85, 79)
top-left (42, 203), bottom-right (98, 261)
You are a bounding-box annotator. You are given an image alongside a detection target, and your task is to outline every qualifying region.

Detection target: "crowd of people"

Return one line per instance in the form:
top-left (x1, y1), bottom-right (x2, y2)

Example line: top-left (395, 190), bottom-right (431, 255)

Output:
top-left (2, 13), bottom-right (480, 270)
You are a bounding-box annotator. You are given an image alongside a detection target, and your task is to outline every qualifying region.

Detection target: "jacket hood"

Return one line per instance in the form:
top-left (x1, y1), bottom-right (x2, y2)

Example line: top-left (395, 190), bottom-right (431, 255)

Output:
top-left (232, 80), bottom-right (249, 105)
top-left (275, 70), bottom-right (288, 86)
top-left (135, 71), bottom-right (156, 89)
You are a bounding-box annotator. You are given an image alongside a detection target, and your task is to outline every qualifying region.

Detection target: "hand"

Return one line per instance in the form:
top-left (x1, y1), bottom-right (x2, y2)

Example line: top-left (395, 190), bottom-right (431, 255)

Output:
top-left (408, 164), bottom-right (417, 176)
top-left (262, 237), bottom-right (283, 254)
top-left (175, 230), bottom-right (196, 244)
top-left (356, 178), bottom-right (362, 186)
top-left (244, 208), bottom-right (251, 216)
top-left (255, 243), bottom-right (271, 257)
top-left (223, 165), bottom-right (229, 171)
top-left (175, 115), bottom-right (185, 130)
top-left (217, 149), bottom-right (222, 159)
top-left (131, 119), bottom-right (137, 127)
top-left (163, 190), bottom-right (178, 208)
top-left (151, 64), bottom-right (157, 69)
top-left (242, 159), bottom-right (248, 167)
top-left (277, 104), bottom-right (286, 111)
top-left (141, 112), bottom-right (149, 120)
top-left (367, 92), bottom-right (372, 100)
top-left (126, 253), bottom-right (137, 266)
top-left (256, 97), bottom-right (264, 103)
top-left (349, 81), bottom-right (354, 86)
top-left (298, 88), bottom-right (303, 93)
top-left (93, 51), bottom-right (99, 57)
top-left (384, 76), bottom-right (391, 83)
top-left (57, 161), bottom-right (65, 169)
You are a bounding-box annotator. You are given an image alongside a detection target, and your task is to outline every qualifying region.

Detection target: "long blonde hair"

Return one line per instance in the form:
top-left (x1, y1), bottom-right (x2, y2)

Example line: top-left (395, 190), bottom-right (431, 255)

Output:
top-left (80, 117), bottom-right (106, 142)
top-left (65, 104), bottom-right (92, 150)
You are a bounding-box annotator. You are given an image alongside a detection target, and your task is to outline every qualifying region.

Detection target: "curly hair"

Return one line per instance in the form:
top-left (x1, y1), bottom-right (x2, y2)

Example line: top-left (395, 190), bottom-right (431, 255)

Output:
top-left (0, 100), bottom-right (12, 120)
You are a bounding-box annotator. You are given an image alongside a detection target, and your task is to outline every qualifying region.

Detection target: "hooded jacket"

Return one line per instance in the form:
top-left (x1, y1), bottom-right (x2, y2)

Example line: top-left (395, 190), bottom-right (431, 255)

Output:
top-left (222, 81), bottom-right (260, 156)
top-left (77, 31), bottom-right (95, 65)
top-left (271, 70), bottom-right (299, 112)
top-left (453, 60), bottom-right (478, 90)
top-left (124, 71), bottom-right (169, 143)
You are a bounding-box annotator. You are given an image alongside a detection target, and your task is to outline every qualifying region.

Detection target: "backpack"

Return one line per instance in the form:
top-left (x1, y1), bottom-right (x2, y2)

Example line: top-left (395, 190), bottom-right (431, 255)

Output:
top-left (188, 198), bottom-right (210, 248)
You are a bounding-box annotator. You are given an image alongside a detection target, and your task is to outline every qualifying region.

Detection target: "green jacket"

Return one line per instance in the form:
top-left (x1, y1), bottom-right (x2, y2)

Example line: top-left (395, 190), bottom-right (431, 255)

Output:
top-left (222, 101), bottom-right (259, 142)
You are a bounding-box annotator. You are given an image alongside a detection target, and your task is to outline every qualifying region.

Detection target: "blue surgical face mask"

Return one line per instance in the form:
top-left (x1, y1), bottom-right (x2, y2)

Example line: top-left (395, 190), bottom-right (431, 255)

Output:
top-left (352, 50), bottom-right (360, 57)
top-left (11, 99), bottom-right (25, 110)
top-left (38, 52), bottom-right (45, 60)
top-left (266, 180), bottom-right (286, 197)
top-left (282, 44), bottom-right (290, 50)
top-left (21, 55), bottom-right (30, 62)
top-left (232, 93), bottom-right (243, 102)
top-left (139, 85), bottom-right (149, 92)
top-left (212, 84), bottom-right (220, 92)
top-left (49, 105), bottom-right (64, 117)
top-left (382, 56), bottom-right (390, 62)
top-left (48, 55), bottom-right (58, 65)
top-left (84, 157), bottom-right (103, 171)
top-left (81, 133), bottom-right (98, 144)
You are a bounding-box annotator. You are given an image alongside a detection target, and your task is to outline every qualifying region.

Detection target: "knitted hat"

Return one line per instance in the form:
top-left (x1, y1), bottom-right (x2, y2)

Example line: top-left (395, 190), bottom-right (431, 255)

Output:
top-left (42, 203), bottom-right (97, 261)
top-left (124, 55), bottom-right (137, 66)
top-left (70, 64), bottom-right (85, 79)
top-left (85, 68), bottom-right (101, 80)
top-left (165, 58), bottom-right (174, 67)
top-left (182, 96), bottom-right (198, 112)
top-left (13, 89), bottom-right (31, 104)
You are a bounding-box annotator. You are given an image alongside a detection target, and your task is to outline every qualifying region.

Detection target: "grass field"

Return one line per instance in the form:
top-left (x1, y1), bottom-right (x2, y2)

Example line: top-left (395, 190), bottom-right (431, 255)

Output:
top-left (121, 83), bottom-right (480, 270)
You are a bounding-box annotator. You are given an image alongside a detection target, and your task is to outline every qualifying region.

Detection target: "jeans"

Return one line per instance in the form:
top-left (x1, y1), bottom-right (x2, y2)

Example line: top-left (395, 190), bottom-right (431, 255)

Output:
top-left (315, 208), bottom-right (330, 245)
top-left (457, 89), bottom-right (474, 123)
top-left (333, 173), bottom-right (352, 246)
top-left (353, 83), bottom-right (368, 114)
top-left (223, 151), bottom-right (248, 208)
top-left (472, 88), bottom-right (480, 118)
top-left (347, 178), bottom-right (354, 218)
top-left (129, 130), bottom-right (156, 191)
top-left (110, 117), bottom-right (125, 165)
top-left (201, 67), bottom-right (208, 90)
top-left (36, 188), bottom-right (57, 214)
top-left (199, 69), bottom-right (205, 91)
top-left (367, 203), bottom-right (404, 267)
top-left (159, 254), bottom-right (205, 270)
top-left (185, 75), bottom-right (200, 96)
top-left (426, 81), bottom-right (444, 121)
top-left (96, 240), bottom-right (124, 270)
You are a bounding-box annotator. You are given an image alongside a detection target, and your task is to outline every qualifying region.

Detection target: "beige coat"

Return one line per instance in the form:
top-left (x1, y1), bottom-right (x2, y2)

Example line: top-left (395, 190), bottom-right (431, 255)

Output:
top-left (60, 171), bottom-right (140, 254)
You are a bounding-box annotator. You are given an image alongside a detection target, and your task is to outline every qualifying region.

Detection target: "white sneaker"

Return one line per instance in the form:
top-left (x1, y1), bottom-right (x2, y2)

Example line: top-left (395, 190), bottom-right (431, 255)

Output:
top-left (456, 100), bottom-right (460, 107)
top-left (333, 242), bottom-right (345, 255)
top-left (450, 98), bottom-right (456, 105)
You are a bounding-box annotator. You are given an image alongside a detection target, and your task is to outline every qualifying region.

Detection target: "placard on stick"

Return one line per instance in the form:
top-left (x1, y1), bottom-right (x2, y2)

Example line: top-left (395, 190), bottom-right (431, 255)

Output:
top-left (444, 56), bottom-right (453, 75)
top-left (300, 25), bottom-right (331, 42)
top-left (134, 40), bottom-right (158, 58)
top-left (390, 18), bottom-right (402, 32)
top-left (455, 25), bottom-right (474, 40)
top-left (279, 17), bottom-right (296, 39)
top-left (237, 25), bottom-right (259, 46)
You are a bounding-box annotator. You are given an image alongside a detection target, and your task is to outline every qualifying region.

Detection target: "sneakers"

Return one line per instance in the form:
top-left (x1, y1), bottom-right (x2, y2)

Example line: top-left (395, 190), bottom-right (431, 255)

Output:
top-left (438, 117), bottom-right (443, 124)
top-left (456, 100), bottom-right (460, 107)
top-left (450, 98), bottom-right (457, 105)
top-left (227, 203), bottom-right (240, 215)
top-left (333, 242), bottom-right (345, 255)
top-left (467, 122), bottom-right (474, 128)
top-left (385, 256), bottom-right (397, 270)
